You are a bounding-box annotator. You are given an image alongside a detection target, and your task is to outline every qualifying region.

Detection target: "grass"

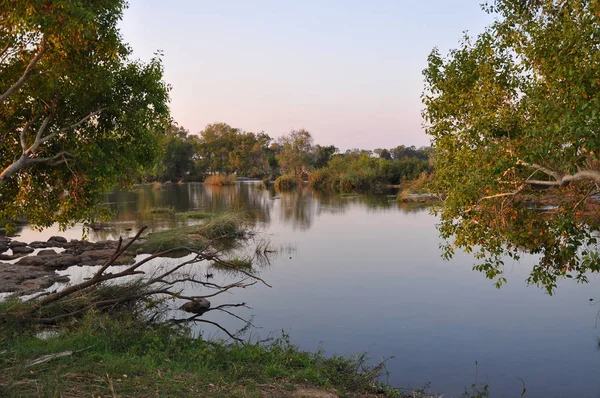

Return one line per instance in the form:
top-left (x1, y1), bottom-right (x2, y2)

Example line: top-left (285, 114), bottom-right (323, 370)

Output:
top-left (132, 211), bottom-right (249, 256)
top-left (147, 206), bottom-right (176, 215)
top-left (133, 226), bottom-right (206, 256)
top-left (274, 174), bottom-right (298, 191)
top-left (0, 303), bottom-right (400, 397)
top-left (178, 211), bottom-right (214, 220)
top-left (225, 257), bottom-right (253, 268)
top-left (211, 257), bottom-right (254, 272)
top-left (204, 174), bottom-right (237, 186)
top-left (195, 211), bottom-right (249, 240)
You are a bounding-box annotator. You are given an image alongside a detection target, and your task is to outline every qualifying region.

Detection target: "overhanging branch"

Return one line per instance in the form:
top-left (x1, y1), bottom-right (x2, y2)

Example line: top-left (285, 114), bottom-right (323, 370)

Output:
top-left (0, 108), bottom-right (106, 185)
top-left (518, 160), bottom-right (600, 186)
top-left (0, 38), bottom-right (46, 106)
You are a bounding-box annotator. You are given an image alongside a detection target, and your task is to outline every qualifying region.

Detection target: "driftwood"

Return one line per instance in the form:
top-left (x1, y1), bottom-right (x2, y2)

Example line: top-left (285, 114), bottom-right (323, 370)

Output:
top-left (14, 226), bottom-right (270, 343)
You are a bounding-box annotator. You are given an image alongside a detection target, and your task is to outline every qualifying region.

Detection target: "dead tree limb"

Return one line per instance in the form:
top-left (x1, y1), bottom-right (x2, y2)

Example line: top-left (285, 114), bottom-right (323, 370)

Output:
top-left (18, 227), bottom-right (269, 341)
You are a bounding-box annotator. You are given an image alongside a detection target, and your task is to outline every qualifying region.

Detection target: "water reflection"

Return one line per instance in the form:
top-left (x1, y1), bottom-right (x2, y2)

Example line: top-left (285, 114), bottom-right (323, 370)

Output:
top-left (8, 182), bottom-right (600, 398)
top-left (11, 183), bottom-right (426, 242)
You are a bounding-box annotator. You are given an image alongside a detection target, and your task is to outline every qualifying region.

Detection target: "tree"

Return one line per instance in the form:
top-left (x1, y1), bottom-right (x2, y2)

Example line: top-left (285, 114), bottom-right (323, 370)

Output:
top-left (312, 144), bottom-right (339, 169)
top-left (374, 148), bottom-right (392, 160)
top-left (276, 129), bottom-right (314, 180)
top-left (160, 125), bottom-right (196, 182)
top-left (0, 0), bottom-right (170, 231)
top-left (423, 0), bottom-right (600, 293)
top-left (195, 123), bottom-right (271, 177)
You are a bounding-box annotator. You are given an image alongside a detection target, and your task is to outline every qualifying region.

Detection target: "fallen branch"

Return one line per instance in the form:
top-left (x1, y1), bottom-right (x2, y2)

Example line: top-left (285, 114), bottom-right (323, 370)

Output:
top-left (16, 227), bottom-right (269, 341)
top-left (26, 347), bottom-right (89, 368)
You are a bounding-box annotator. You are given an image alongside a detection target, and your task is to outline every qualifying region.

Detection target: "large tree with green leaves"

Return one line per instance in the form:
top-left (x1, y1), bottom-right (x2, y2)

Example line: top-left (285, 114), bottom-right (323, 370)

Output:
top-left (0, 0), bottom-right (170, 231)
top-left (195, 123), bottom-right (271, 177)
top-left (276, 129), bottom-right (314, 180)
top-left (159, 124), bottom-right (196, 182)
top-left (423, 0), bottom-right (600, 293)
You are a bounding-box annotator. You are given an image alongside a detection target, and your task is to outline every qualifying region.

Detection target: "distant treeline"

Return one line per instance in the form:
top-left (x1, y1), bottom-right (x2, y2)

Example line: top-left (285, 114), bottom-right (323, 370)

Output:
top-left (152, 122), bottom-right (432, 191)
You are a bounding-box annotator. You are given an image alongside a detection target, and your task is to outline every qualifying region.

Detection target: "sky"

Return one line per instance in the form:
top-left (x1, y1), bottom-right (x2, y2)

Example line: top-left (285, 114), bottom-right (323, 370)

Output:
top-left (119, 1), bottom-right (495, 150)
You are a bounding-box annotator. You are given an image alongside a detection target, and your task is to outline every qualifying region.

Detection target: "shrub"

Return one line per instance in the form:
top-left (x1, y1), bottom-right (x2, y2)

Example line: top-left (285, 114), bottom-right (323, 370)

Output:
top-left (274, 174), bottom-right (298, 191)
top-left (204, 173), bottom-right (236, 186)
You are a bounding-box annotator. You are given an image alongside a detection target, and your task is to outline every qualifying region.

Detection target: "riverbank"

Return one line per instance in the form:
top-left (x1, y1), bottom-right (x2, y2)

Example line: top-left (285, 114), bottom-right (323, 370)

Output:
top-left (0, 210), bottom-right (401, 397)
top-left (0, 278), bottom-right (407, 398)
top-left (0, 302), bottom-right (401, 398)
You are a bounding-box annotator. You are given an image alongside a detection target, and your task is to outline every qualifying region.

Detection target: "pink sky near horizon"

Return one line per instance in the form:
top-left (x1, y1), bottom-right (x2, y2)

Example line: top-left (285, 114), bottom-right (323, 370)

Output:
top-left (120, 1), bottom-right (494, 151)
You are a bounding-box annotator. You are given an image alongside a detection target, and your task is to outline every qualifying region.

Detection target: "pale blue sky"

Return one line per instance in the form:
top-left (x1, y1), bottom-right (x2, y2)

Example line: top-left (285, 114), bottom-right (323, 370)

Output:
top-left (120, 1), bottom-right (494, 150)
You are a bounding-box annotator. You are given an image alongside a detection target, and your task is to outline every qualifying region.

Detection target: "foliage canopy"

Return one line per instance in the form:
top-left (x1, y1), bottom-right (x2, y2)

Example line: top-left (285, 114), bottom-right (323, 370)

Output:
top-left (276, 129), bottom-right (314, 180)
top-left (195, 123), bottom-right (272, 178)
top-left (0, 0), bottom-right (170, 231)
top-left (423, 0), bottom-right (600, 293)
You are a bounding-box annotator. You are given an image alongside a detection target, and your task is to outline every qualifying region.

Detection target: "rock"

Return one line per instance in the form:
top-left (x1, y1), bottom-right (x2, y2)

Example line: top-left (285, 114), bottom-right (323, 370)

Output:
top-left (11, 246), bottom-right (34, 254)
top-left (62, 239), bottom-right (78, 248)
top-left (179, 298), bottom-right (211, 314)
top-left (63, 240), bottom-right (96, 254)
top-left (48, 236), bottom-right (67, 243)
top-left (15, 246), bottom-right (134, 269)
top-left (30, 241), bottom-right (52, 248)
top-left (16, 255), bottom-right (52, 266)
top-left (43, 254), bottom-right (80, 269)
top-left (16, 254), bottom-right (78, 269)
top-left (9, 241), bottom-right (27, 248)
top-left (0, 262), bottom-right (70, 295)
top-left (37, 249), bottom-right (58, 256)
top-left (79, 249), bottom-right (116, 262)
top-left (0, 253), bottom-right (23, 261)
top-left (0, 243), bottom-right (7, 253)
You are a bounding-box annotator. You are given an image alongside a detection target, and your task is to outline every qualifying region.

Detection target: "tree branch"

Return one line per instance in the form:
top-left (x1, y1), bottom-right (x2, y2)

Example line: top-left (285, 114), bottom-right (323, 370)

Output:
top-left (479, 184), bottom-right (527, 201)
top-left (26, 151), bottom-right (73, 165)
top-left (19, 114), bottom-right (41, 152)
top-left (176, 318), bottom-right (244, 343)
top-left (518, 161), bottom-right (600, 186)
top-left (0, 38), bottom-right (46, 105)
top-left (16, 227), bottom-right (269, 343)
top-left (0, 108), bottom-right (106, 185)
top-left (517, 160), bottom-right (561, 181)
top-left (59, 108), bottom-right (106, 133)
top-left (0, 38), bottom-right (12, 60)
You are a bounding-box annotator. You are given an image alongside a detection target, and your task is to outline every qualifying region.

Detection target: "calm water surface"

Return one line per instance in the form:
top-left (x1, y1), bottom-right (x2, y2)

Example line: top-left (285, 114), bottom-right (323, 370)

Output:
top-left (14, 183), bottom-right (600, 398)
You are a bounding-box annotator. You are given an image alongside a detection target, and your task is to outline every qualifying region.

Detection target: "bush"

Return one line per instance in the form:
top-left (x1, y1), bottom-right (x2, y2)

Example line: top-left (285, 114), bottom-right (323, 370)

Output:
top-left (274, 174), bottom-right (298, 191)
top-left (307, 169), bottom-right (331, 190)
top-left (204, 173), bottom-right (236, 186)
top-left (308, 154), bottom-right (432, 192)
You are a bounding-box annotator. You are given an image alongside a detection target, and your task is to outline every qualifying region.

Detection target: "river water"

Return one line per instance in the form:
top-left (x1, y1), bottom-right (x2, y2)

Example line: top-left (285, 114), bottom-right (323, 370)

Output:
top-left (12, 182), bottom-right (600, 398)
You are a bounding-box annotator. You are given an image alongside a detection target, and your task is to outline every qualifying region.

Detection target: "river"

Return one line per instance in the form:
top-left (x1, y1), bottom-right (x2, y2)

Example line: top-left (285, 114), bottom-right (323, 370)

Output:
top-left (12, 182), bottom-right (600, 398)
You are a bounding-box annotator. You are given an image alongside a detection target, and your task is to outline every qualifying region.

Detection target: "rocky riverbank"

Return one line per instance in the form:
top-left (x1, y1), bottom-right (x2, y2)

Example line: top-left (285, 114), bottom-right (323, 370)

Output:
top-left (0, 235), bottom-right (137, 295)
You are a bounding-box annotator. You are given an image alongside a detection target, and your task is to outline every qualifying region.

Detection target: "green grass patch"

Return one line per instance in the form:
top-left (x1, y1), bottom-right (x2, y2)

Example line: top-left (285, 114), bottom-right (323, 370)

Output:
top-left (0, 309), bottom-right (399, 397)
top-left (195, 211), bottom-right (248, 240)
top-left (133, 226), bottom-right (206, 256)
top-left (133, 212), bottom-right (249, 256)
